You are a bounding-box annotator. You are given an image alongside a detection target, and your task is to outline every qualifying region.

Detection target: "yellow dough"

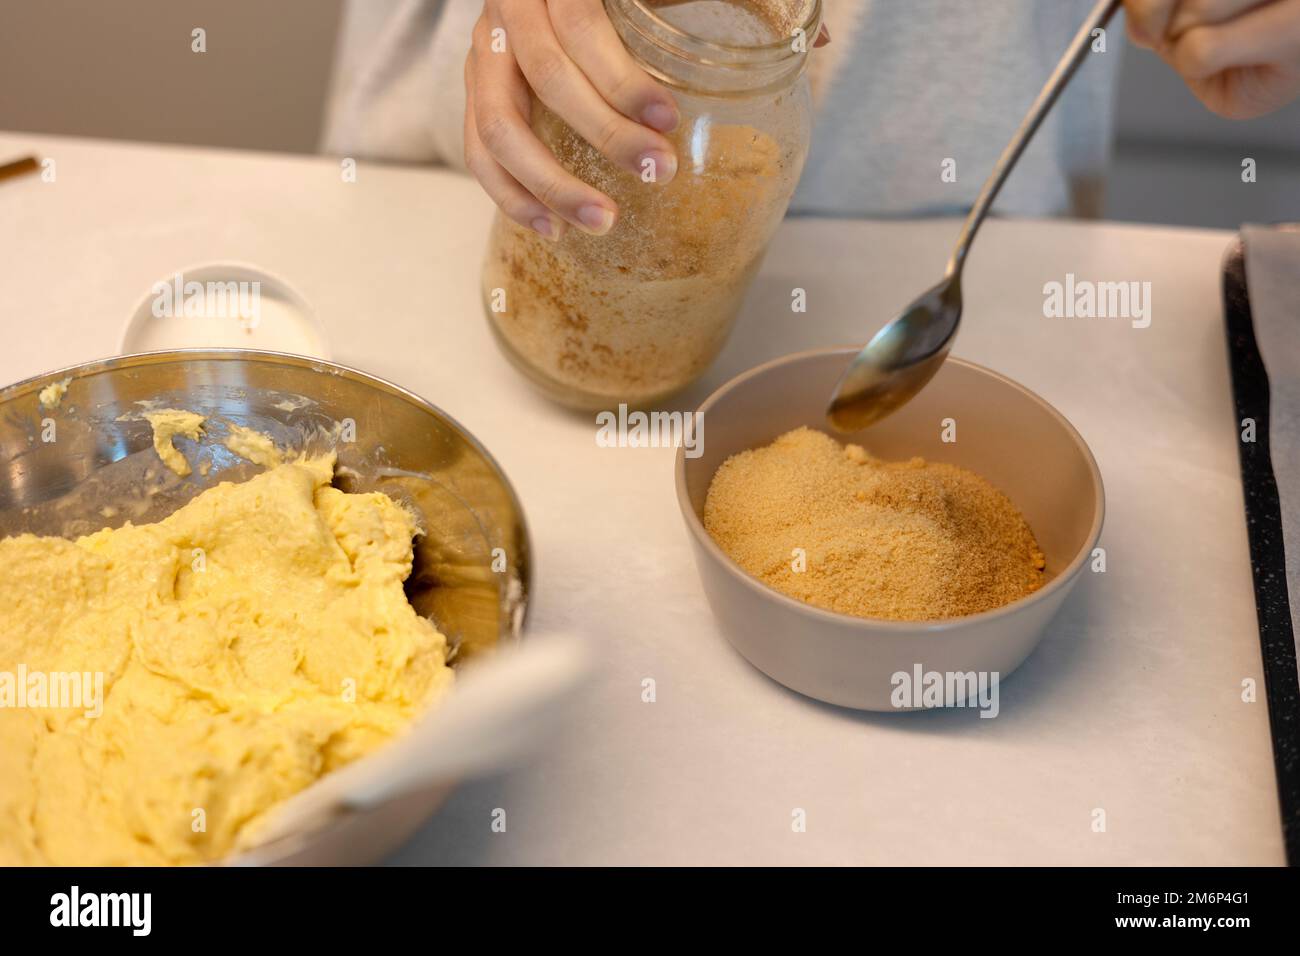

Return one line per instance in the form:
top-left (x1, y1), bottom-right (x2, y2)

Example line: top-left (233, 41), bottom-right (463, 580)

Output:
top-left (0, 453), bottom-right (453, 865)
top-left (223, 423), bottom-right (283, 469)
top-left (144, 409), bottom-right (206, 477)
top-left (38, 378), bottom-right (70, 409)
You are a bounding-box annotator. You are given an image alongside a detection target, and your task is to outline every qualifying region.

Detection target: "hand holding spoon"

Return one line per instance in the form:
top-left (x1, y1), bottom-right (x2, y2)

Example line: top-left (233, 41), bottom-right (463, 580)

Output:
top-left (827, 0), bottom-right (1121, 432)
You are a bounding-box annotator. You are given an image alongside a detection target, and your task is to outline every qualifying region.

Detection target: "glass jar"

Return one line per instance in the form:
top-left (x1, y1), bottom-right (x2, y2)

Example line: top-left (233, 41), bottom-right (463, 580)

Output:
top-left (481, 0), bottom-right (819, 411)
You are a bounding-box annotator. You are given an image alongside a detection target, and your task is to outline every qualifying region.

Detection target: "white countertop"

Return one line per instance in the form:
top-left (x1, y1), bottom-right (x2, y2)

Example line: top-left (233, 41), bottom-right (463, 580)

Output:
top-left (0, 132), bottom-right (1282, 865)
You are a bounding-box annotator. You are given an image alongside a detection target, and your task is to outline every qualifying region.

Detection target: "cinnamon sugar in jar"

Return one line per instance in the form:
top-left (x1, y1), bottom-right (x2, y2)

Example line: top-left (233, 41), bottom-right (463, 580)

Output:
top-left (481, 0), bottom-right (819, 411)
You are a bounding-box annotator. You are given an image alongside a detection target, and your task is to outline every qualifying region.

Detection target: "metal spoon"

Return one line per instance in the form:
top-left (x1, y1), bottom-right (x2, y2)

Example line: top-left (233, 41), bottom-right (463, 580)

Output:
top-left (827, 0), bottom-right (1121, 432)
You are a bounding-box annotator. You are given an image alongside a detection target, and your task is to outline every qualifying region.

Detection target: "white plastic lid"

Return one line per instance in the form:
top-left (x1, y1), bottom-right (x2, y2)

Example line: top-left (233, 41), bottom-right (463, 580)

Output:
top-left (120, 262), bottom-right (330, 358)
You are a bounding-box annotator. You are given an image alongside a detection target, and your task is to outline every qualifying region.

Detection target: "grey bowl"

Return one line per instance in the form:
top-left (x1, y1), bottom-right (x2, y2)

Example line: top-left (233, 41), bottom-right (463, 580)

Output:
top-left (675, 348), bottom-right (1104, 711)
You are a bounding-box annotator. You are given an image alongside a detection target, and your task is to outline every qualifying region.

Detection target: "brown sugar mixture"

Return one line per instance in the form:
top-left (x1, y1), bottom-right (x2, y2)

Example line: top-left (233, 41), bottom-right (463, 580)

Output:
top-left (483, 113), bottom-right (794, 407)
top-left (704, 428), bottom-right (1047, 622)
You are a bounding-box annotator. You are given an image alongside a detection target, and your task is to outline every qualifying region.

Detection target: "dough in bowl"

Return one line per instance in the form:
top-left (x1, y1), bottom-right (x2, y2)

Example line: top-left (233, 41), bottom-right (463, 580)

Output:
top-left (0, 449), bottom-right (453, 865)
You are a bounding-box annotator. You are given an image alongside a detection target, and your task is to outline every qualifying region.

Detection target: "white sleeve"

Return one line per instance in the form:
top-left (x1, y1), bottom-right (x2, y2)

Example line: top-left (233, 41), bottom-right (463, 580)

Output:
top-left (320, 0), bottom-right (480, 168)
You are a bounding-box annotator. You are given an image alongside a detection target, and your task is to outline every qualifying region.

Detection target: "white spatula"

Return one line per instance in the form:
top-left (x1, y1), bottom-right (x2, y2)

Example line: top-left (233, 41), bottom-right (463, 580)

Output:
top-left (239, 632), bottom-right (591, 854)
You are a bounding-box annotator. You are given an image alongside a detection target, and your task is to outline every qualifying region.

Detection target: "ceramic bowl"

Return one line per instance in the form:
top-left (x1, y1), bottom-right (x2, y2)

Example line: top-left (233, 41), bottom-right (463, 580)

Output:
top-left (675, 348), bottom-right (1103, 711)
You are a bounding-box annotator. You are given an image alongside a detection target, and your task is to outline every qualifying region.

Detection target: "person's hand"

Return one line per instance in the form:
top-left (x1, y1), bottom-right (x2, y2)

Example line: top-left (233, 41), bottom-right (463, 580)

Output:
top-left (464, 1), bottom-right (828, 241)
top-left (1125, 0), bottom-right (1300, 118)
top-left (464, 0), bottom-right (683, 241)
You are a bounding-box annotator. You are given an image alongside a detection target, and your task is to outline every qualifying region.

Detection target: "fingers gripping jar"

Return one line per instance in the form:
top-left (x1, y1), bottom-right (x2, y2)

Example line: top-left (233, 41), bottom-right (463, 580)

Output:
top-left (481, 0), bottom-right (819, 410)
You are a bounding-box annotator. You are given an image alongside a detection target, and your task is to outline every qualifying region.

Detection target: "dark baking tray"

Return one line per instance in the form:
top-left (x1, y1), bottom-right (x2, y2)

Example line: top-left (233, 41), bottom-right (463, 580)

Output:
top-left (1222, 235), bottom-right (1300, 866)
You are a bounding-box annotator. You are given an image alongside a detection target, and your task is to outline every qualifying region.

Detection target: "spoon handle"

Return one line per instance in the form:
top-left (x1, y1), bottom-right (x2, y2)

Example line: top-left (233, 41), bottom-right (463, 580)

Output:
top-left (947, 0), bottom-right (1122, 278)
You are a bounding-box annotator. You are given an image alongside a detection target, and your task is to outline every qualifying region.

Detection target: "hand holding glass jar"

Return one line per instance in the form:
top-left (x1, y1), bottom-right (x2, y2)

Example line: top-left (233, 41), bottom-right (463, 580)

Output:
top-left (466, 0), bottom-right (825, 410)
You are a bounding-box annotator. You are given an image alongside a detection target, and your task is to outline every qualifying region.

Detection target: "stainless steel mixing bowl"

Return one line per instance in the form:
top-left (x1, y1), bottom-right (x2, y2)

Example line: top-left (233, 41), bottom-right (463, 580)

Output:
top-left (0, 349), bottom-right (532, 864)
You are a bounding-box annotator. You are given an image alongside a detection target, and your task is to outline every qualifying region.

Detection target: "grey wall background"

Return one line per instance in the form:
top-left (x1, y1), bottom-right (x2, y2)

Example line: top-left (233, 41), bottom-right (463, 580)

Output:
top-left (0, 0), bottom-right (1295, 229)
top-left (0, 0), bottom-right (342, 154)
top-left (1106, 48), bottom-right (1300, 228)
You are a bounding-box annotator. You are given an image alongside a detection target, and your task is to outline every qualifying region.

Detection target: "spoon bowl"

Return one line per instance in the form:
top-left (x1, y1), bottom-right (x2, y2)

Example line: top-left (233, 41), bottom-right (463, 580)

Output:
top-left (827, 275), bottom-right (962, 431)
